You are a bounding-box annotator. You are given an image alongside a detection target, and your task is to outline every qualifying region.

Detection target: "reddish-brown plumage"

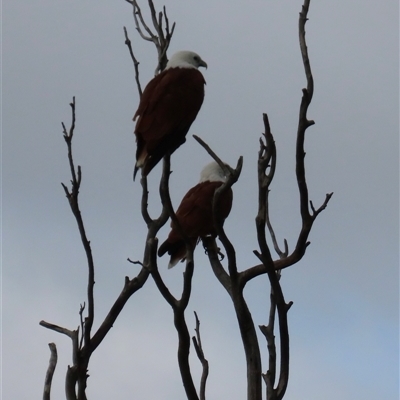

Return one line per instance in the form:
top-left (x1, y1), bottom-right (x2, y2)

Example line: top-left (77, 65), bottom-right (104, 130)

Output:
top-left (158, 179), bottom-right (233, 268)
top-left (133, 54), bottom-right (206, 178)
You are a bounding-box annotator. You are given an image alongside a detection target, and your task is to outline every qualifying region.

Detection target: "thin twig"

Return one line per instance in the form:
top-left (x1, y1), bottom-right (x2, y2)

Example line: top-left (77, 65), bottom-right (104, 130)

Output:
top-left (140, 174), bottom-right (152, 225)
top-left (192, 312), bottom-right (209, 400)
top-left (61, 98), bottom-right (77, 186)
top-left (310, 192), bottom-right (334, 219)
top-left (123, 26), bottom-right (142, 97)
top-left (192, 135), bottom-right (236, 179)
top-left (127, 258), bottom-right (144, 266)
top-left (253, 113), bottom-right (278, 273)
top-left (259, 114), bottom-right (289, 258)
top-left (130, 0), bottom-right (156, 42)
top-left (126, 0), bottom-right (175, 73)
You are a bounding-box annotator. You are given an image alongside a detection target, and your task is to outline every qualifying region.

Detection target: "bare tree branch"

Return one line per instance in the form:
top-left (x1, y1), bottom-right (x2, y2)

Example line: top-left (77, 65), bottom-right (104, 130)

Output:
top-left (126, 0), bottom-right (175, 73)
top-left (140, 174), bottom-right (152, 226)
top-left (42, 96), bottom-right (174, 398)
top-left (93, 166), bottom-right (175, 342)
top-left (192, 135), bottom-right (237, 179)
top-left (201, 237), bottom-right (231, 292)
top-left (158, 155), bottom-right (196, 267)
top-left (128, 0), bottom-right (156, 42)
top-left (197, 139), bottom-right (263, 400)
top-left (65, 365), bottom-right (78, 400)
top-left (296, 0), bottom-right (315, 225)
top-left (60, 99), bottom-right (96, 400)
top-left (199, 2), bottom-right (330, 399)
top-left (148, 0), bottom-right (162, 40)
top-left (246, 2), bottom-right (327, 399)
top-left (253, 113), bottom-right (276, 276)
top-left (174, 308), bottom-right (199, 400)
top-left (60, 98), bottom-right (95, 357)
top-left (211, 162), bottom-right (242, 280)
top-left (242, 0), bottom-right (333, 282)
top-left (192, 312), bottom-right (209, 400)
top-left (90, 271), bottom-right (149, 352)
top-left (76, 303), bottom-right (85, 351)
top-left (123, 26), bottom-right (142, 97)
top-left (40, 321), bottom-right (76, 339)
top-left (259, 289), bottom-right (277, 399)
top-left (43, 342), bottom-right (58, 400)
top-left (147, 238), bottom-right (178, 308)
top-left (40, 320), bottom-right (80, 399)
top-left (259, 114), bottom-right (289, 259)
top-left (143, 154), bottom-right (199, 400)
top-left (253, 252), bottom-right (292, 400)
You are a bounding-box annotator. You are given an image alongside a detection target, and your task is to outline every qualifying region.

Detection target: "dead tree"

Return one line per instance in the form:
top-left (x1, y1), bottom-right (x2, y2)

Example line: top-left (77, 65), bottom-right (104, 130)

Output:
top-left (201, 2), bottom-right (332, 399)
top-left (40, 3), bottom-right (175, 399)
top-left (40, 0), bottom-right (332, 399)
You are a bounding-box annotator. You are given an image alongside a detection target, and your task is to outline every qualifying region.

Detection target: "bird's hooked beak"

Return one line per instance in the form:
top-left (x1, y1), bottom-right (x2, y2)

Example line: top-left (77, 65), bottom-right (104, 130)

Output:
top-left (199, 59), bottom-right (208, 69)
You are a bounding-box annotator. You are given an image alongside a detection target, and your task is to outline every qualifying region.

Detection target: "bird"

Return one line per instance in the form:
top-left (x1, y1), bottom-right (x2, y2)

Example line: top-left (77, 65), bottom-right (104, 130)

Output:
top-left (133, 50), bottom-right (207, 179)
top-left (158, 161), bottom-right (233, 268)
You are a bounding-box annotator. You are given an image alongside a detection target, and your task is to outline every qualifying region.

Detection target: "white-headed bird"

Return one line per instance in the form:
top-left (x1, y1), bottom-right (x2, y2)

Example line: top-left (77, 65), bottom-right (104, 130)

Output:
top-left (133, 50), bottom-right (207, 179)
top-left (158, 162), bottom-right (233, 268)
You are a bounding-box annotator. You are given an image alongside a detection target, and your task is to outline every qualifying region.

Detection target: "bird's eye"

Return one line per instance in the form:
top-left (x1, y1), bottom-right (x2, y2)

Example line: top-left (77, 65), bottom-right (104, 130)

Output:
top-left (193, 56), bottom-right (199, 61)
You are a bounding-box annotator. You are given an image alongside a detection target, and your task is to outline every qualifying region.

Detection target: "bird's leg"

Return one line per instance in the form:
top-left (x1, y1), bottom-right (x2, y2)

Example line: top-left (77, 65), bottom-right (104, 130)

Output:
top-left (201, 236), bottom-right (225, 260)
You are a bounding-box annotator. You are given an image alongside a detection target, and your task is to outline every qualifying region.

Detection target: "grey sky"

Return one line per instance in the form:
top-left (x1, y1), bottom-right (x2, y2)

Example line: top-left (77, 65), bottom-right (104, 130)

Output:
top-left (2, 0), bottom-right (399, 399)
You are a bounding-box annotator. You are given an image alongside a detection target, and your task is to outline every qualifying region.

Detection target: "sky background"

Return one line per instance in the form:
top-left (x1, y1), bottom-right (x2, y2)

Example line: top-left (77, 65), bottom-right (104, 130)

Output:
top-left (2, 0), bottom-right (399, 399)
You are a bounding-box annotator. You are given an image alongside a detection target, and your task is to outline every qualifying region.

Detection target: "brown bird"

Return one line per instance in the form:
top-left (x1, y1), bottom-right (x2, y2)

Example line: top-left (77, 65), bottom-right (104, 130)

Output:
top-left (133, 50), bottom-right (207, 179)
top-left (158, 162), bottom-right (233, 268)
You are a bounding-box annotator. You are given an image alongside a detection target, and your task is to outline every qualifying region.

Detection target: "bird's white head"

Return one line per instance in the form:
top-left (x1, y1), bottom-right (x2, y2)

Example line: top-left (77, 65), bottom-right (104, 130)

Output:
top-left (166, 51), bottom-right (208, 70)
top-left (199, 161), bottom-right (227, 183)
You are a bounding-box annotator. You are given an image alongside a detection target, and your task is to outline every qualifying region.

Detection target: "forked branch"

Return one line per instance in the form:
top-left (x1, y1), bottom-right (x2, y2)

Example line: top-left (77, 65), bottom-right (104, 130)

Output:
top-left (250, 1), bottom-right (330, 399)
top-left (60, 98), bottom-right (95, 353)
top-left (195, 140), bottom-right (265, 400)
top-left (243, 0), bottom-right (333, 283)
top-left (260, 114), bottom-right (288, 259)
top-left (125, 0), bottom-right (175, 73)
top-left (144, 155), bottom-right (199, 400)
top-left (41, 96), bottom-right (171, 398)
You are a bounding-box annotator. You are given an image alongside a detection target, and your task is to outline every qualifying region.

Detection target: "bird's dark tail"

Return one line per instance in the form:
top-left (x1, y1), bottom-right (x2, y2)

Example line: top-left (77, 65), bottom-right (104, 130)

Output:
top-left (133, 164), bottom-right (140, 181)
top-left (158, 238), bottom-right (197, 269)
top-left (142, 156), bottom-right (162, 178)
top-left (133, 157), bottom-right (159, 181)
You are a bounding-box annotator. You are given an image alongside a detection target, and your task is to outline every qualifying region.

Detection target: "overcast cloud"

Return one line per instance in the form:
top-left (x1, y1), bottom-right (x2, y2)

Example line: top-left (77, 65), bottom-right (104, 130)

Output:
top-left (2, 0), bottom-right (399, 399)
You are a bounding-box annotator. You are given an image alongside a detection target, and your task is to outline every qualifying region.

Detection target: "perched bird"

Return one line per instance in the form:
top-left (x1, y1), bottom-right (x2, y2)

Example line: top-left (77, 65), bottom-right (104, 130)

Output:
top-left (133, 50), bottom-right (207, 179)
top-left (158, 161), bottom-right (233, 268)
